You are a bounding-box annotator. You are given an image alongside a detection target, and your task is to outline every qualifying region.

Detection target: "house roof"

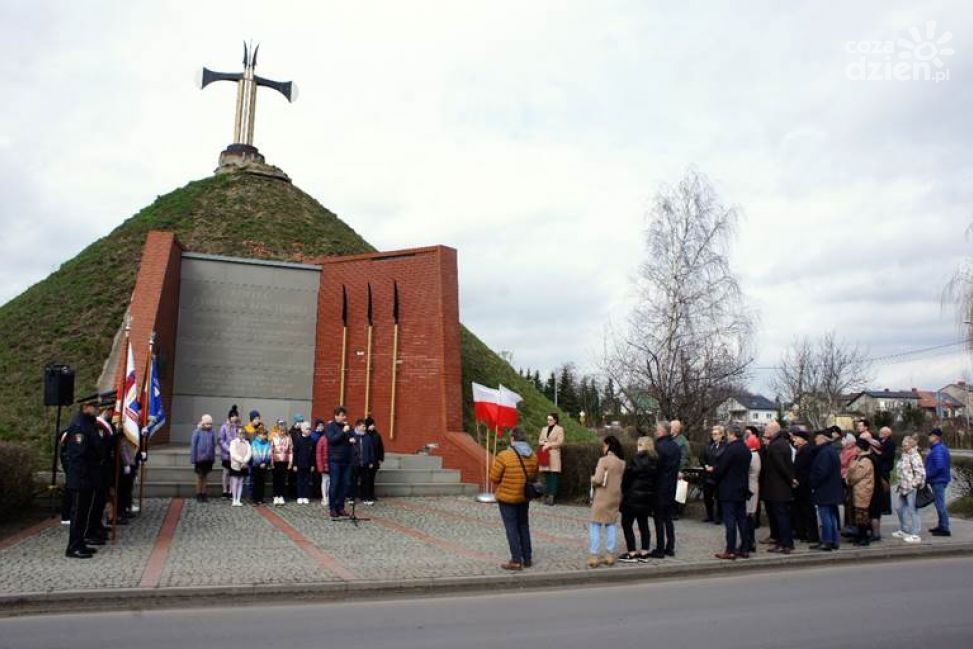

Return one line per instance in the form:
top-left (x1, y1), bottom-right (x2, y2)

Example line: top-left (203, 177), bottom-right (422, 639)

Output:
top-left (850, 389), bottom-right (921, 402)
top-left (916, 391), bottom-right (964, 409)
top-left (729, 393), bottom-right (776, 411)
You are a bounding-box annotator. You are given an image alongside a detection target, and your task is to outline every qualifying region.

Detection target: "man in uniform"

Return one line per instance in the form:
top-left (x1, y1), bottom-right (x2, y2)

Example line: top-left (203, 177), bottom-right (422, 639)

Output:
top-left (64, 397), bottom-right (100, 558)
top-left (84, 399), bottom-right (115, 545)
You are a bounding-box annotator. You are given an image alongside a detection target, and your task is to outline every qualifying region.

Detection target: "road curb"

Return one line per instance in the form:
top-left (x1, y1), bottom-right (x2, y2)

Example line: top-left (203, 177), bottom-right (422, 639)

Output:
top-left (2, 541), bottom-right (972, 617)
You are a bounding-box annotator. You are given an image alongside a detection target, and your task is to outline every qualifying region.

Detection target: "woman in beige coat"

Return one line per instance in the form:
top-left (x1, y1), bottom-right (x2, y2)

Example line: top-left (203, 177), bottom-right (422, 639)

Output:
top-left (846, 438), bottom-right (876, 547)
top-left (588, 435), bottom-right (626, 568)
top-left (538, 413), bottom-right (565, 505)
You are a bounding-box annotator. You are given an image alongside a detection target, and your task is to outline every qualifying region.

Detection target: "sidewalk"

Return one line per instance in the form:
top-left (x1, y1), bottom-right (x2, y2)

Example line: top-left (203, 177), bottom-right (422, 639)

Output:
top-left (1, 496), bottom-right (971, 615)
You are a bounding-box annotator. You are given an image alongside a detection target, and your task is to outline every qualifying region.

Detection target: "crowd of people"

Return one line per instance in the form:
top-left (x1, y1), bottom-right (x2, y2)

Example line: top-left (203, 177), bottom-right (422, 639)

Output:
top-left (63, 396), bottom-right (954, 569)
top-left (488, 414), bottom-right (954, 571)
top-left (189, 405), bottom-right (385, 518)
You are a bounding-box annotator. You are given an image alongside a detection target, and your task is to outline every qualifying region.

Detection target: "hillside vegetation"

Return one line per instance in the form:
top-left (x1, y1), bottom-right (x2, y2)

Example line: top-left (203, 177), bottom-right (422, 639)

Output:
top-left (0, 173), bottom-right (589, 450)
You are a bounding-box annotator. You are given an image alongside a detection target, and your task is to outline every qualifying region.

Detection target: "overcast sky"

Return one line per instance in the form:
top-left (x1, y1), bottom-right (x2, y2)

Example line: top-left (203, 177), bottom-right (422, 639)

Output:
top-left (1, 1), bottom-right (971, 397)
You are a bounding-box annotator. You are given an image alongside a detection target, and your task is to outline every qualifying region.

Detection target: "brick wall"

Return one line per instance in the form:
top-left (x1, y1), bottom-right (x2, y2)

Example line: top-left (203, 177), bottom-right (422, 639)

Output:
top-left (311, 246), bottom-right (484, 483)
top-left (113, 231), bottom-right (183, 445)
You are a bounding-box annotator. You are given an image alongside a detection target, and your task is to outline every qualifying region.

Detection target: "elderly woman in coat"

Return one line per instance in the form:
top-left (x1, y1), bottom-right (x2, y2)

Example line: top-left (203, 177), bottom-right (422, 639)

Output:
top-left (894, 435), bottom-right (926, 544)
top-left (538, 413), bottom-right (565, 506)
top-left (846, 438), bottom-right (876, 547)
top-left (588, 435), bottom-right (626, 568)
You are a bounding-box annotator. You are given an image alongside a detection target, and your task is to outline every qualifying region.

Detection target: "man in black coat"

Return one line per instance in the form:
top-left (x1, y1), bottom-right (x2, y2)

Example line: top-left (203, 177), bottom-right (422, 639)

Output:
top-left (325, 406), bottom-right (356, 519)
top-left (809, 430), bottom-right (842, 551)
top-left (712, 426), bottom-right (752, 559)
top-left (650, 421), bottom-right (681, 558)
top-left (791, 429), bottom-right (819, 544)
top-left (762, 422), bottom-right (796, 554)
top-left (64, 399), bottom-right (100, 558)
top-left (874, 426), bottom-right (896, 539)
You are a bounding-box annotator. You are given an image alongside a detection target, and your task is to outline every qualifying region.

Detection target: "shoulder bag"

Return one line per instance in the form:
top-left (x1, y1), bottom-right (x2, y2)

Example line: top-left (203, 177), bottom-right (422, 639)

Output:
top-left (513, 450), bottom-right (545, 501)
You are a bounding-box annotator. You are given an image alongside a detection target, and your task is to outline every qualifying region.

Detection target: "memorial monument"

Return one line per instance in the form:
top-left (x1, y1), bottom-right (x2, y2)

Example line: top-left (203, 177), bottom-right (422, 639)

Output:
top-left (107, 47), bottom-right (483, 483)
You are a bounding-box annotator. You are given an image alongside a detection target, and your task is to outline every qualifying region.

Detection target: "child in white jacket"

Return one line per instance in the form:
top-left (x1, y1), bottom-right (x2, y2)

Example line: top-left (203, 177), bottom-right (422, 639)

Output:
top-left (228, 427), bottom-right (253, 506)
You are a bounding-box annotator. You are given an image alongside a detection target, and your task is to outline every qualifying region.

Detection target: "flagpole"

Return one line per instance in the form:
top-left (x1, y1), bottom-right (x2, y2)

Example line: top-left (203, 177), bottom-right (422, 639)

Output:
top-left (111, 320), bottom-right (131, 544)
top-left (111, 420), bottom-right (121, 544)
top-left (364, 283), bottom-right (373, 416)
top-left (339, 285), bottom-right (348, 405)
top-left (137, 332), bottom-right (155, 513)
top-left (389, 282), bottom-right (400, 441)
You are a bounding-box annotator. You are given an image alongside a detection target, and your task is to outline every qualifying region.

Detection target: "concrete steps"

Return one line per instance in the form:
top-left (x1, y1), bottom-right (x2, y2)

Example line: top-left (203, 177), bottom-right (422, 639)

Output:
top-left (137, 445), bottom-right (477, 498)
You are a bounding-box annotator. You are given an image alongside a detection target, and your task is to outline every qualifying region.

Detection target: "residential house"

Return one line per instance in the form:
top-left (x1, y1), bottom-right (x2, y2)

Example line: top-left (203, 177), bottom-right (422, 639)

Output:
top-left (916, 390), bottom-right (965, 419)
top-left (716, 393), bottom-right (777, 427)
top-left (846, 389), bottom-right (921, 418)
top-left (940, 382), bottom-right (972, 415)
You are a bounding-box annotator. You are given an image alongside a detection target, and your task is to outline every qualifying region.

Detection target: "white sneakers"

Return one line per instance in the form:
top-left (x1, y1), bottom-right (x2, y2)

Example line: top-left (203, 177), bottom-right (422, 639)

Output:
top-left (904, 535), bottom-right (922, 544)
top-left (272, 496), bottom-right (284, 505)
top-left (297, 498), bottom-right (309, 504)
top-left (892, 530), bottom-right (906, 538)
top-left (231, 501), bottom-right (242, 507)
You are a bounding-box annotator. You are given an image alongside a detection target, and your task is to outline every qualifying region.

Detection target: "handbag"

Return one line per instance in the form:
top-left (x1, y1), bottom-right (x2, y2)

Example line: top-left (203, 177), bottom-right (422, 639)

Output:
top-left (513, 450), bottom-right (545, 500)
top-left (674, 478), bottom-right (689, 504)
top-left (916, 484), bottom-right (935, 509)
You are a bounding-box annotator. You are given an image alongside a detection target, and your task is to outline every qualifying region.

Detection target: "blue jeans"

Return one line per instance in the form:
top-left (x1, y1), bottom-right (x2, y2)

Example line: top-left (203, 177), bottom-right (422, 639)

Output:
top-left (721, 500), bottom-right (748, 553)
top-left (932, 483), bottom-right (950, 532)
top-left (498, 502), bottom-right (532, 564)
top-left (817, 504), bottom-right (840, 547)
top-left (328, 462), bottom-right (352, 513)
top-left (896, 490), bottom-right (920, 535)
top-left (589, 523), bottom-right (617, 555)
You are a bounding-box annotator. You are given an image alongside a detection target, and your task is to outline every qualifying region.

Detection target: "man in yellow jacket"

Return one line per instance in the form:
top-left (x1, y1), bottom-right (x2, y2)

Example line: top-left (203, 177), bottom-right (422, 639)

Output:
top-left (490, 428), bottom-right (539, 571)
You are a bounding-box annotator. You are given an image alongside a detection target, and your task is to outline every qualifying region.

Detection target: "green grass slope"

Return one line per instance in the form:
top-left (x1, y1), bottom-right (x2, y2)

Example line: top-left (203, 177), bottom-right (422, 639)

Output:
top-left (0, 172), bottom-right (590, 450)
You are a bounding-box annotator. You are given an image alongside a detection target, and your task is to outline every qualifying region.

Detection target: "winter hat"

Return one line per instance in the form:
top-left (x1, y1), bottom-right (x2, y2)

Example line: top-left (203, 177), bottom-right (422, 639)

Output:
top-left (745, 435), bottom-right (760, 451)
top-left (791, 429), bottom-right (810, 442)
top-left (228, 404), bottom-right (239, 420)
top-left (249, 409), bottom-right (260, 422)
top-left (293, 414), bottom-right (305, 423)
top-left (928, 427), bottom-right (943, 438)
top-left (200, 414), bottom-right (213, 426)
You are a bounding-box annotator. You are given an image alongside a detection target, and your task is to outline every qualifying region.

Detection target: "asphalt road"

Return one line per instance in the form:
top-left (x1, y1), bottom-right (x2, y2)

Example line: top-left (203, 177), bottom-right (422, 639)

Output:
top-left (2, 558), bottom-right (971, 649)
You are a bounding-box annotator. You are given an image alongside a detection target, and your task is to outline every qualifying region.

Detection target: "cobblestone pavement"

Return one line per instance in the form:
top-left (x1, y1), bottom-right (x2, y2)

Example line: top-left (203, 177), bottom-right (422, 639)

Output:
top-left (1, 496), bottom-right (970, 595)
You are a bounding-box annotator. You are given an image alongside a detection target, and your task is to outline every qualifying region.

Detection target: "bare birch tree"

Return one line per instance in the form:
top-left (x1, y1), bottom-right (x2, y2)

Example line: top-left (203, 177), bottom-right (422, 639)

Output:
top-left (773, 332), bottom-right (871, 429)
top-left (943, 220), bottom-right (973, 351)
top-left (605, 169), bottom-right (755, 440)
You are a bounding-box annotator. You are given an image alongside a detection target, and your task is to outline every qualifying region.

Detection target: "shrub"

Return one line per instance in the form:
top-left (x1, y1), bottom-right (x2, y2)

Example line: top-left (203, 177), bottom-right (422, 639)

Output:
top-left (558, 441), bottom-right (637, 503)
top-left (952, 456), bottom-right (973, 498)
top-left (0, 441), bottom-right (36, 519)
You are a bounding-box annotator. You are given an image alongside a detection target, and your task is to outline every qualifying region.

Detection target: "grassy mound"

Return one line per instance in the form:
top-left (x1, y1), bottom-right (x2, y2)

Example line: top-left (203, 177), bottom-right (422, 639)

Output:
top-left (0, 173), bottom-right (588, 451)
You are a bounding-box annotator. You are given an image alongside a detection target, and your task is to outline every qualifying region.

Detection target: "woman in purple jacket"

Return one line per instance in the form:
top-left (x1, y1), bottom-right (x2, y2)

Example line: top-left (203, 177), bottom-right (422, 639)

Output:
top-left (190, 414), bottom-right (216, 502)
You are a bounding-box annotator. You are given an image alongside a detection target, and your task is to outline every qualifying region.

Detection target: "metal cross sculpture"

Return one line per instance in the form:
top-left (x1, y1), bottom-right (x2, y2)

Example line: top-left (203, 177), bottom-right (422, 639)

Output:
top-left (199, 42), bottom-right (297, 147)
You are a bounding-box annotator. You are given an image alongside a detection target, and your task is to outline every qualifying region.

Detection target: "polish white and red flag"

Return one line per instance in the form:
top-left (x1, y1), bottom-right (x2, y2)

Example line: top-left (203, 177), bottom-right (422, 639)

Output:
top-left (472, 382), bottom-right (500, 428)
top-left (122, 341), bottom-right (141, 445)
top-left (497, 385), bottom-right (523, 430)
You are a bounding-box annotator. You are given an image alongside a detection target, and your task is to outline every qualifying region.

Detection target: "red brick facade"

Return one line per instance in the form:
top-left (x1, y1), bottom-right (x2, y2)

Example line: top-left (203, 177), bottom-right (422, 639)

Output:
top-left (121, 233), bottom-right (484, 482)
top-left (310, 247), bottom-right (484, 483)
top-left (114, 231), bottom-right (183, 445)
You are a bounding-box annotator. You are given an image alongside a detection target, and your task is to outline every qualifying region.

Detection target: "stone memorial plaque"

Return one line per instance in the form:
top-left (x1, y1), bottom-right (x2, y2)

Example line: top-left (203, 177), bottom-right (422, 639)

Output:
top-left (170, 254), bottom-right (321, 442)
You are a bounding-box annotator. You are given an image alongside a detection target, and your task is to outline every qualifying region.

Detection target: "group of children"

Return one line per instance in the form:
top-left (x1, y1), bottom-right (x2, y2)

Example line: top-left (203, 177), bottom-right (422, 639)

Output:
top-left (189, 405), bottom-right (385, 510)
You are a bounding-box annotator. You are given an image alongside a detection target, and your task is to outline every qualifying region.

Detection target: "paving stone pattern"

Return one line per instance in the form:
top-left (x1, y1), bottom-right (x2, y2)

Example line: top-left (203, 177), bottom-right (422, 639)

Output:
top-left (0, 496), bottom-right (970, 595)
